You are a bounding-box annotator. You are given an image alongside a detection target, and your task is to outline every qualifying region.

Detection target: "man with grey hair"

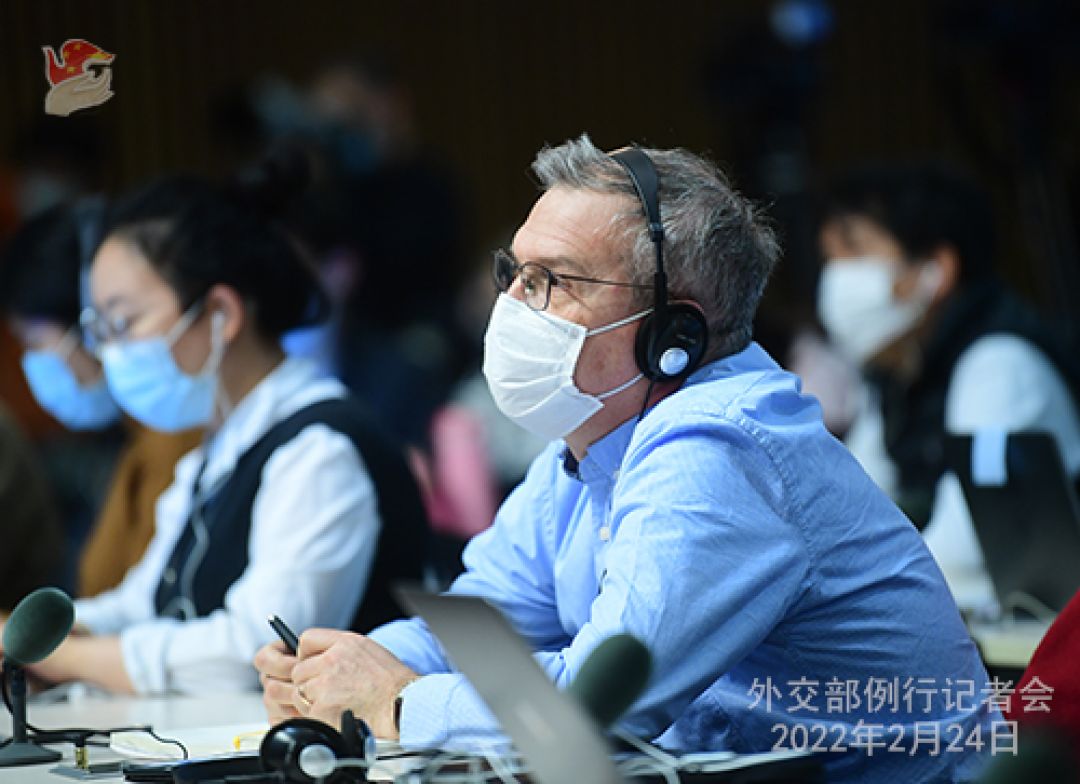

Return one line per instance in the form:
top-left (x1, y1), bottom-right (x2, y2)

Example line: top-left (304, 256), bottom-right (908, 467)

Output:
top-left (255, 135), bottom-right (996, 781)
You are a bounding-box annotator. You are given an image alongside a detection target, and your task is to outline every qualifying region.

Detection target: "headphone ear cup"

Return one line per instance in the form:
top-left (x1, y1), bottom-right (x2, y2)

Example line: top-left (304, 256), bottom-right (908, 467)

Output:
top-left (659, 346), bottom-right (690, 377)
top-left (635, 305), bottom-right (708, 381)
top-left (634, 312), bottom-right (664, 380)
top-left (260, 718), bottom-right (351, 783)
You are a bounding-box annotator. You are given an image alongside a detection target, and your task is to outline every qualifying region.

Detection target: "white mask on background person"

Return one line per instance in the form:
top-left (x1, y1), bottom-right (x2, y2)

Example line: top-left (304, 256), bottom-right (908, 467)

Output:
top-left (101, 305), bottom-right (226, 433)
top-left (482, 293), bottom-right (651, 442)
top-left (817, 255), bottom-right (943, 365)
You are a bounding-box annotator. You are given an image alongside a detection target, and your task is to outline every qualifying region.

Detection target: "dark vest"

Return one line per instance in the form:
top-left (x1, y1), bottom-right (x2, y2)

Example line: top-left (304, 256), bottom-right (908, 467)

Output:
top-left (869, 282), bottom-right (1080, 529)
top-left (153, 397), bottom-right (430, 632)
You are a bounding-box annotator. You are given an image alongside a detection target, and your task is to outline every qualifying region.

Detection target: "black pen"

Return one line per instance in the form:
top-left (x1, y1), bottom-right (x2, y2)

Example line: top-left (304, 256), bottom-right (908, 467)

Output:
top-left (268, 614), bottom-right (299, 655)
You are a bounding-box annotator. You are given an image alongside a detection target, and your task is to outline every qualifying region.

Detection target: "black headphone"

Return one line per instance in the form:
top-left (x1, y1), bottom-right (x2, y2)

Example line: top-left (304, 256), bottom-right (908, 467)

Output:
top-left (259, 711), bottom-right (374, 783)
top-left (610, 147), bottom-right (708, 382)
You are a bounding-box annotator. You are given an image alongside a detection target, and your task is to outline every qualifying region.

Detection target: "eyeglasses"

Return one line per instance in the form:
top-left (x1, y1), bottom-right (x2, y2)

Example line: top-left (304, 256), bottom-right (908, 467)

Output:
top-left (80, 298), bottom-right (205, 351)
top-left (80, 306), bottom-right (133, 350)
top-left (492, 249), bottom-right (651, 312)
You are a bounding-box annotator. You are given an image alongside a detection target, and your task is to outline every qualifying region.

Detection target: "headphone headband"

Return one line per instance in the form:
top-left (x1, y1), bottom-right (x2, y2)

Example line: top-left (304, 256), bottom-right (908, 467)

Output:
top-left (610, 147), bottom-right (667, 309)
top-left (610, 145), bottom-right (708, 382)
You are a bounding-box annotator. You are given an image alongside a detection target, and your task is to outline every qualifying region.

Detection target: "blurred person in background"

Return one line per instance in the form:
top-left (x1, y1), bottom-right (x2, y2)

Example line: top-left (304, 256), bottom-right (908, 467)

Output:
top-left (281, 179), bottom-right (478, 586)
top-left (0, 119), bottom-right (107, 439)
top-left (994, 587), bottom-right (1080, 781)
top-left (226, 54), bottom-right (470, 447)
top-left (0, 118), bottom-right (104, 222)
top-left (0, 151), bottom-right (428, 695)
top-left (0, 202), bottom-right (195, 597)
top-left (817, 162), bottom-right (1080, 612)
top-left (0, 401), bottom-right (62, 613)
top-left (307, 54), bottom-right (469, 446)
top-left (277, 180), bottom-right (368, 382)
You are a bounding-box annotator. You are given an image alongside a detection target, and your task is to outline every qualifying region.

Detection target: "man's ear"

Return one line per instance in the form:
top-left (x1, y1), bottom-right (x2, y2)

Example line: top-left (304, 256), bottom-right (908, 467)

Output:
top-left (927, 244), bottom-right (961, 304)
top-left (203, 284), bottom-right (245, 344)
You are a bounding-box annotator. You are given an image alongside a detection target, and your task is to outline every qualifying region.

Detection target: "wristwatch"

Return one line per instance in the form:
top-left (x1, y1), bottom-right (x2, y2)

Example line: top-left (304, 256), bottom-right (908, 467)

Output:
top-left (393, 676), bottom-right (421, 733)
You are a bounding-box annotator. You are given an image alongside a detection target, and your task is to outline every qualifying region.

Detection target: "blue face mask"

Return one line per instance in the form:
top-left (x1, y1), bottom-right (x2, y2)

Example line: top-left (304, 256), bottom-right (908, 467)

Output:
top-left (20, 335), bottom-right (121, 431)
top-left (101, 305), bottom-right (225, 433)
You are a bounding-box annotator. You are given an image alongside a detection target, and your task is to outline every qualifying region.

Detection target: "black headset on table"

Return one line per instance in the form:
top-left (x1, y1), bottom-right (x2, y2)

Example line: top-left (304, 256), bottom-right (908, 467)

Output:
top-left (609, 147), bottom-right (708, 383)
top-left (257, 710), bottom-right (375, 783)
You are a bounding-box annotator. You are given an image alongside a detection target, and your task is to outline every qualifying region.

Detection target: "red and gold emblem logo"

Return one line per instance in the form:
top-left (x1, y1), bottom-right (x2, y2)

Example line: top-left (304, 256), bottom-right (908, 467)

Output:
top-left (42, 39), bottom-right (116, 117)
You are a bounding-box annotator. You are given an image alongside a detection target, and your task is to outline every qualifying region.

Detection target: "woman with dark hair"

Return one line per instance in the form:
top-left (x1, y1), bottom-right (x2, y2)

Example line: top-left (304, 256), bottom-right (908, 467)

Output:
top-left (0, 201), bottom-right (202, 598)
top-left (0, 152), bottom-right (429, 694)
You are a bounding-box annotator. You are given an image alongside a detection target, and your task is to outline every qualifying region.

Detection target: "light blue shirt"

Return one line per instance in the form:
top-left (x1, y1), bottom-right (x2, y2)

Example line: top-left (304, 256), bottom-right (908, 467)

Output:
top-left (371, 343), bottom-right (999, 782)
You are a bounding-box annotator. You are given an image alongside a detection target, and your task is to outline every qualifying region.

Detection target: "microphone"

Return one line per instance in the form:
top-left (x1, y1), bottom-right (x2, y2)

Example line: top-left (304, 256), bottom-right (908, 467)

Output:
top-left (3, 587), bottom-right (75, 666)
top-left (0, 586), bottom-right (75, 767)
top-left (567, 633), bottom-right (652, 730)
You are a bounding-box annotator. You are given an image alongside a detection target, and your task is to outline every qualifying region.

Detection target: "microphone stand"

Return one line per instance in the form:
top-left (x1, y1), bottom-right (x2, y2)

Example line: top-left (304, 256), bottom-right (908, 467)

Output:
top-left (0, 659), bottom-right (61, 766)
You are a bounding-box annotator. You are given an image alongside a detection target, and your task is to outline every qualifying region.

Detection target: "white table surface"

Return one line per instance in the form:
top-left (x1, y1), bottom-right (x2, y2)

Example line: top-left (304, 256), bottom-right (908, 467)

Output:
top-left (0, 689), bottom-right (820, 783)
top-left (968, 618), bottom-right (1052, 670)
top-left (0, 688), bottom-right (268, 782)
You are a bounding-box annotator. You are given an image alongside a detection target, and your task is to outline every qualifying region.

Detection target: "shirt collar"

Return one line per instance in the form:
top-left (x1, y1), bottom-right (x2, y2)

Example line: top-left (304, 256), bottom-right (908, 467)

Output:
top-left (684, 341), bottom-right (776, 385)
top-left (558, 342), bottom-right (776, 486)
top-left (562, 416), bottom-right (638, 486)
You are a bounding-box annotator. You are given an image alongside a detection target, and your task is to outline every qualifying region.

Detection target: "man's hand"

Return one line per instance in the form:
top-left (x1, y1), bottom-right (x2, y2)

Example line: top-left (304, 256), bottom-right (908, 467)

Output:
top-left (0, 612), bottom-right (7, 657)
top-left (254, 640), bottom-right (303, 725)
top-left (292, 629), bottom-right (419, 741)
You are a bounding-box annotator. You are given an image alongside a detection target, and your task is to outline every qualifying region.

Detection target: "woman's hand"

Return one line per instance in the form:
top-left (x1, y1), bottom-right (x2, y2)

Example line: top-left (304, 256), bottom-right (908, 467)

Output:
top-left (26, 635), bottom-right (134, 694)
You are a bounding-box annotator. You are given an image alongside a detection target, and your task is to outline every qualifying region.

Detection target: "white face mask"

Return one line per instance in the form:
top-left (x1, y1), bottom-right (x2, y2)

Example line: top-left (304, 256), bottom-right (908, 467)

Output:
top-left (482, 293), bottom-right (651, 441)
top-left (817, 256), bottom-right (942, 365)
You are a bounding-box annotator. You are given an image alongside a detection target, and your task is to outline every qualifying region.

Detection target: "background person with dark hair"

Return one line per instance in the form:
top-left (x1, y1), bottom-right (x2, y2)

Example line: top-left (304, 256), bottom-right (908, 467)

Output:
top-left (0, 153), bottom-right (429, 695)
top-left (308, 54), bottom-right (469, 448)
top-left (227, 53), bottom-right (471, 448)
top-left (817, 162), bottom-right (1080, 611)
top-left (0, 402), bottom-right (62, 613)
top-left (0, 202), bottom-right (202, 598)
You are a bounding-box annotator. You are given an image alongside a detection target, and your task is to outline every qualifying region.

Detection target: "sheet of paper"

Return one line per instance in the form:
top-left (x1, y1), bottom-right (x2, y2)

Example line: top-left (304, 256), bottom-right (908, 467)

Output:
top-left (110, 723), bottom-right (270, 759)
top-left (111, 723), bottom-right (408, 764)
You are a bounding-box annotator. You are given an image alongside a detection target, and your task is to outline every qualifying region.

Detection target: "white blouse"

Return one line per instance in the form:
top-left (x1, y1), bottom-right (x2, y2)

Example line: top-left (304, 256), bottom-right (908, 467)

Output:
top-left (75, 357), bottom-right (380, 694)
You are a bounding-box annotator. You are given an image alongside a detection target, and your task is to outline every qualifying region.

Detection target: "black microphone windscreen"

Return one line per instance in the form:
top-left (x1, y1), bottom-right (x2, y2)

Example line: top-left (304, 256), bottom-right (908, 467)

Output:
top-left (3, 587), bottom-right (74, 666)
top-left (567, 633), bottom-right (652, 730)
